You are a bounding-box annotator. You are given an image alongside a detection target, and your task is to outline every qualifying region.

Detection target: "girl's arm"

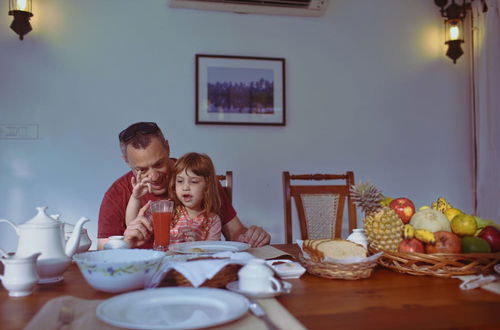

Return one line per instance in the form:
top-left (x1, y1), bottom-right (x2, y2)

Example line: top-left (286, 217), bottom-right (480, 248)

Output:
top-left (206, 215), bottom-right (222, 241)
top-left (125, 195), bottom-right (141, 226)
top-left (125, 173), bottom-right (151, 225)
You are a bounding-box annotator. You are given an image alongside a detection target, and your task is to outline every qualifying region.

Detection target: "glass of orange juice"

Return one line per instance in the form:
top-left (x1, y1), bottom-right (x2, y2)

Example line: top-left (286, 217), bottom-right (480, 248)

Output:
top-left (150, 200), bottom-right (174, 251)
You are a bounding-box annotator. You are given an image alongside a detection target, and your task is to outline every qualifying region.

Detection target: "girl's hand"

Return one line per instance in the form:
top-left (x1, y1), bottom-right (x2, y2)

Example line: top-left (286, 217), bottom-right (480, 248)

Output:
top-left (131, 171), bottom-right (152, 199)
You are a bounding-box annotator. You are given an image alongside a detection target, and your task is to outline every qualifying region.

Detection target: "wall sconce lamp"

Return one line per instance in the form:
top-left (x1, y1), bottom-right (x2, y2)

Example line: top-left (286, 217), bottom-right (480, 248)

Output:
top-left (8, 0), bottom-right (33, 40)
top-left (434, 0), bottom-right (470, 63)
top-left (434, 0), bottom-right (489, 63)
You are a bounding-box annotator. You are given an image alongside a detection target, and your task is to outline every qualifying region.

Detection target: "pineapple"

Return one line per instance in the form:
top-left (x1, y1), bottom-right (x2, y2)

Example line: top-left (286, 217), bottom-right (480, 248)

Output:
top-left (350, 181), bottom-right (403, 252)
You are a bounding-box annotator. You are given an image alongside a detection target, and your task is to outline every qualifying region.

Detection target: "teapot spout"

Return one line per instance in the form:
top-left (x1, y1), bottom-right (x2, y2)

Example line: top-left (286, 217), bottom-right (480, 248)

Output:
top-left (65, 217), bottom-right (90, 257)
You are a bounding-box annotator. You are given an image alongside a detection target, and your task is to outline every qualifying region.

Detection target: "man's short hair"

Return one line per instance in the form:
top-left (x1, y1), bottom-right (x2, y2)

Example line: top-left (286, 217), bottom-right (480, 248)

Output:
top-left (118, 122), bottom-right (168, 161)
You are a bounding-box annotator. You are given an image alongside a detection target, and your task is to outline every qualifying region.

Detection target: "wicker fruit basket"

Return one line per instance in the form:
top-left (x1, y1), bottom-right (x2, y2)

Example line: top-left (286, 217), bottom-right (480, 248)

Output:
top-left (161, 257), bottom-right (242, 288)
top-left (298, 251), bottom-right (378, 280)
top-left (370, 247), bottom-right (500, 278)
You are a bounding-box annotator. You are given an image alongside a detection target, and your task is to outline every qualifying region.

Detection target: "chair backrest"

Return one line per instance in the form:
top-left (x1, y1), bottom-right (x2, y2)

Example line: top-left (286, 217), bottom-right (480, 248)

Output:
top-left (217, 171), bottom-right (233, 203)
top-left (282, 171), bottom-right (357, 244)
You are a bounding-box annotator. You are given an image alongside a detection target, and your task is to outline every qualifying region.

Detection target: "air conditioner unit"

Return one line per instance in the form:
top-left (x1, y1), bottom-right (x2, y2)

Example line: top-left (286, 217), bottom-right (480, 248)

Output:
top-left (169, 0), bottom-right (329, 17)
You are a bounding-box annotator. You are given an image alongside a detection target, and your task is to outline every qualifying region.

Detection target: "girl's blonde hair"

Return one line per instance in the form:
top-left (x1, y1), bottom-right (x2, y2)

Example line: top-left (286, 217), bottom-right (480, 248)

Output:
top-left (169, 152), bottom-right (221, 217)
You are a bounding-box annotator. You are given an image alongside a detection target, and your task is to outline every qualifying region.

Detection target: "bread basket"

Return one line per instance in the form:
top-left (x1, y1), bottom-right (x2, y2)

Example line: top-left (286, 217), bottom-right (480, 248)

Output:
top-left (161, 257), bottom-right (242, 288)
top-left (298, 251), bottom-right (378, 280)
top-left (370, 247), bottom-right (500, 278)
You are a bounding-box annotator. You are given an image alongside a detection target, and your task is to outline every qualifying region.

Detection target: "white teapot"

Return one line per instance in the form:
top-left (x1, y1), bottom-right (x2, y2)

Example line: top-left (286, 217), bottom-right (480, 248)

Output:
top-left (0, 206), bottom-right (89, 283)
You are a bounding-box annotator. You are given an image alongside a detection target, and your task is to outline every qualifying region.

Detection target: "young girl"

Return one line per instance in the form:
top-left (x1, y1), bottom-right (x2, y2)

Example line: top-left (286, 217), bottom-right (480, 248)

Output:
top-left (169, 152), bottom-right (222, 243)
top-left (125, 152), bottom-right (222, 243)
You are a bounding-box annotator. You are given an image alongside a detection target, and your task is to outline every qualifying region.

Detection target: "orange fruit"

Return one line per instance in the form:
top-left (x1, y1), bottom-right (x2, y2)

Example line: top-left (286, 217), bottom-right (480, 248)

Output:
top-left (451, 214), bottom-right (477, 237)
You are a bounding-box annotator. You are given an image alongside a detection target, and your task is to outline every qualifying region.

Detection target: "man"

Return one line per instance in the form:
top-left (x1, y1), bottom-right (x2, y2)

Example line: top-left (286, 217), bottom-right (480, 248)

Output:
top-left (97, 122), bottom-right (271, 249)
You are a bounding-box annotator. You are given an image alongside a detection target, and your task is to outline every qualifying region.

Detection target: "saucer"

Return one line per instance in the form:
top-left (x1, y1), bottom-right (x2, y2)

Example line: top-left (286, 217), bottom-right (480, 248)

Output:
top-left (38, 276), bottom-right (64, 284)
top-left (225, 280), bottom-right (292, 299)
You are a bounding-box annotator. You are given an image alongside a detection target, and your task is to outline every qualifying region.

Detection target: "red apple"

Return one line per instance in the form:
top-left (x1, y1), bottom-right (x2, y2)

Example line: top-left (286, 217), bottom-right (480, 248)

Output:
top-left (425, 231), bottom-right (461, 253)
top-left (398, 238), bottom-right (425, 253)
top-left (389, 197), bottom-right (416, 224)
top-left (477, 226), bottom-right (500, 252)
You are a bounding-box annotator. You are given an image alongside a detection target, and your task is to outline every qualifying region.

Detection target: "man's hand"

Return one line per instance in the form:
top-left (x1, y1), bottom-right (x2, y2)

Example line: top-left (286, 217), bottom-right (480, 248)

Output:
top-left (237, 225), bottom-right (271, 248)
top-left (123, 201), bottom-right (153, 248)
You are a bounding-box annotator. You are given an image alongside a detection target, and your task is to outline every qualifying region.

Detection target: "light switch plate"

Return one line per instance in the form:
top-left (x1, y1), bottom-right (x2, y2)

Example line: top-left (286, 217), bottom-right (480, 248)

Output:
top-left (0, 124), bottom-right (38, 139)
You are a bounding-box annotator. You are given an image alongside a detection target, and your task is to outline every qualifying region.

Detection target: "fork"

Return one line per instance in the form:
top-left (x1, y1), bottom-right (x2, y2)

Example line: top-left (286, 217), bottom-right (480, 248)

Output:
top-left (248, 300), bottom-right (281, 330)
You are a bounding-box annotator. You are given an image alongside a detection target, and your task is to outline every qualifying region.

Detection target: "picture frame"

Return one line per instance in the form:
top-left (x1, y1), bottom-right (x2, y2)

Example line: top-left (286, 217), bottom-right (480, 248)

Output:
top-left (196, 54), bottom-right (286, 126)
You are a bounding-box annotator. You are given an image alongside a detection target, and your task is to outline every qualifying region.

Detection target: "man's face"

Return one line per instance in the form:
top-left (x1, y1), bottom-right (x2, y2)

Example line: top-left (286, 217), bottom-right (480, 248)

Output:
top-left (126, 137), bottom-right (171, 196)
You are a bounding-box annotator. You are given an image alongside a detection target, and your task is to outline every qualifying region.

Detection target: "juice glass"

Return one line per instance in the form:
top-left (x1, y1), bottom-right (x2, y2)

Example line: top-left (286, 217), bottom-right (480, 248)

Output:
top-left (150, 200), bottom-right (174, 251)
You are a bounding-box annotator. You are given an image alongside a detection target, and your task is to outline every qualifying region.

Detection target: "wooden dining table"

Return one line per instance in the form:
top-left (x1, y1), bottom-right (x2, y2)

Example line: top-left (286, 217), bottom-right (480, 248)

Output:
top-left (1, 244), bottom-right (499, 329)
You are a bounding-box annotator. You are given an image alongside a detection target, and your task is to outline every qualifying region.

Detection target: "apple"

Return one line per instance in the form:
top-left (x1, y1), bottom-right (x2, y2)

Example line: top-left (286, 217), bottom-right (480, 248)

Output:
top-left (389, 197), bottom-right (416, 224)
top-left (425, 231), bottom-right (461, 254)
top-left (398, 238), bottom-right (425, 253)
top-left (477, 226), bottom-right (500, 252)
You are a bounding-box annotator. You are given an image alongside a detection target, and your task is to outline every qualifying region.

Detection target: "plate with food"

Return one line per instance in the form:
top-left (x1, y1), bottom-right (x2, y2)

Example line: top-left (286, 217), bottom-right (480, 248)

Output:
top-left (169, 241), bottom-right (250, 254)
top-left (97, 287), bottom-right (249, 329)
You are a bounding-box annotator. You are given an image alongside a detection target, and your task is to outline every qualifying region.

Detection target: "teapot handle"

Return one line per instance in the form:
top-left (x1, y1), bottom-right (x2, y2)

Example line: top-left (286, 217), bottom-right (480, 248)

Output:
top-left (0, 219), bottom-right (20, 236)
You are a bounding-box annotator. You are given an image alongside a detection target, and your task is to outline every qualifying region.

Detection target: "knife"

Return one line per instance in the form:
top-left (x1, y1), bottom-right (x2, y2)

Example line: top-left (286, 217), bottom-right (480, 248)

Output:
top-left (248, 300), bottom-right (281, 330)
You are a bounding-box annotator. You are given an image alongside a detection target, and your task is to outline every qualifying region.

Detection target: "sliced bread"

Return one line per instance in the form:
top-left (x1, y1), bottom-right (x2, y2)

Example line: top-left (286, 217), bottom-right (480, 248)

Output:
top-left (303, 238), bottom-right (367, 262)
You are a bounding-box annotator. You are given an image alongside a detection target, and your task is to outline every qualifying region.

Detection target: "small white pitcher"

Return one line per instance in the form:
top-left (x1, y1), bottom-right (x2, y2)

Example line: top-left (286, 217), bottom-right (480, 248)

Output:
top-left (0, 250), bottom-right (41, 297)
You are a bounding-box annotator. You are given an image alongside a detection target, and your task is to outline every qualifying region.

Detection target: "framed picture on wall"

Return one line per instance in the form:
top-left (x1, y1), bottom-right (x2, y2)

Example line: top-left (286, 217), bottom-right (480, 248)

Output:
top-left (196, 54), bottom-right (286, 126)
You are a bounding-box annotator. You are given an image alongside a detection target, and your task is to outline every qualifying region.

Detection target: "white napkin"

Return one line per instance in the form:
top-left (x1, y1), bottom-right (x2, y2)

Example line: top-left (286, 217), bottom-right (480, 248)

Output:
top-left (146, 252), bottom-right (255, 288)
top-left (297, 239), bottom-right (383, 264)
top-left (453, 275), bottom-right (500, 293)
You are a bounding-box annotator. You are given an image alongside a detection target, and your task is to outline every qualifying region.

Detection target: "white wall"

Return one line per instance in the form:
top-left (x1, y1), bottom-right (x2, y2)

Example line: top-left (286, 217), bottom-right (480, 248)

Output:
top-left (0, 0), bottom-right (474, 251)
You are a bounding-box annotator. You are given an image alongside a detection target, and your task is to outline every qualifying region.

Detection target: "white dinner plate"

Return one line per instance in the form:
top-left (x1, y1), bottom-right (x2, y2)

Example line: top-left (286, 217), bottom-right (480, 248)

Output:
top-left (169, 241), bottom-right (250, 254)
top-left (226, 280), bottom-right (292, 299)
top-left (96, 287), bottom-right (249, 329)
top-left (495, 263), bottom-right (500, 275)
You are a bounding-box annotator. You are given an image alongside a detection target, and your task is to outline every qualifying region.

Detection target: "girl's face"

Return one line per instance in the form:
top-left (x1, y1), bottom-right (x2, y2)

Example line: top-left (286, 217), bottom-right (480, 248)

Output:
top-left (175, 168), bottom-right (207, 215)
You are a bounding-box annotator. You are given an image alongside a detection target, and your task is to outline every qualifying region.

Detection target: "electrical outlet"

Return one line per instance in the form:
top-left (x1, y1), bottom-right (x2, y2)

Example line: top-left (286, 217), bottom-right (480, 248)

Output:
top-left (0, 124), bottom-right (38, 139)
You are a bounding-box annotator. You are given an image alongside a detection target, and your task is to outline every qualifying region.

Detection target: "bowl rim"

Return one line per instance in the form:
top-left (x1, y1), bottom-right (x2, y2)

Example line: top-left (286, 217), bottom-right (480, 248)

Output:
top-left (72, 249), bottom-right (165, 265)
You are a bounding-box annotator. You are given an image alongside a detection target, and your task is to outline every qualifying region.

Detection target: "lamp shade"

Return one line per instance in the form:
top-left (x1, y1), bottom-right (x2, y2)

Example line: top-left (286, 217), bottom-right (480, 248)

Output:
top-left (445, 18), bottom-right (464, 43)
top-left (9, 0), bottom-right (32, 13)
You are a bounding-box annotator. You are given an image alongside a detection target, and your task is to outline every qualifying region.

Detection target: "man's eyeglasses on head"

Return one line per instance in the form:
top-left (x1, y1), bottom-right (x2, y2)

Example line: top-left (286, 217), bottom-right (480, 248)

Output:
top-left (119, 122), bottom-right (160, 142)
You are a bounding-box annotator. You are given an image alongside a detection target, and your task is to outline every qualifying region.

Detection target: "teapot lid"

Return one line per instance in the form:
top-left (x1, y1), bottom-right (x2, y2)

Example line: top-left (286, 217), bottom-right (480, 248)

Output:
top-left (22, 206), bottom-right (60, 228)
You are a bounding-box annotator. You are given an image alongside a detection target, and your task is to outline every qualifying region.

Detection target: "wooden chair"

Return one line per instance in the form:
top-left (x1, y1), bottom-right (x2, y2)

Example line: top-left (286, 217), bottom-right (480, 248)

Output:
top-left (283, 171), bottom-right (357, 244)
top-left (217, 171), bottom-right (233, 203)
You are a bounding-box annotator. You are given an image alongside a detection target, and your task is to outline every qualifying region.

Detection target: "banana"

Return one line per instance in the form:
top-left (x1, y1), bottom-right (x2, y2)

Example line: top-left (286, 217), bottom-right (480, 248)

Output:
top-left (403, 224), bottom-right (415, 239)
top-left (415, 229), bottom-right (436, 244)
top-left (431, 197), bottom-right (453, 213)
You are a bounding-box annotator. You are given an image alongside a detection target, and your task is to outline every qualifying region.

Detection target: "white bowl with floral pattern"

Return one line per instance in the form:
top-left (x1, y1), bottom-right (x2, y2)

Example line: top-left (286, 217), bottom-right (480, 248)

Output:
top-left (73, 249), bottom-right (165, 293)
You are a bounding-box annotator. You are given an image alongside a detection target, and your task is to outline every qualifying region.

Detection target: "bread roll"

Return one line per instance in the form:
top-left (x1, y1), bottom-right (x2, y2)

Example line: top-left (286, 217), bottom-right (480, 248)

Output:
top-left (303, 239), bottom-right (367, 262)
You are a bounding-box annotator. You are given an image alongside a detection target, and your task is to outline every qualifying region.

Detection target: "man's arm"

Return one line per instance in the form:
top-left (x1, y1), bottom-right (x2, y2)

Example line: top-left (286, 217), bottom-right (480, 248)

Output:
top-left (222, 215), bottom-right (271, 247)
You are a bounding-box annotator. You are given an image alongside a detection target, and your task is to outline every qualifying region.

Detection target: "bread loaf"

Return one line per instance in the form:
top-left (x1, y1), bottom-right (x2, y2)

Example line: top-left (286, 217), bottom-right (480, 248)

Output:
top-left (303, 239), bottom-right (367, 262)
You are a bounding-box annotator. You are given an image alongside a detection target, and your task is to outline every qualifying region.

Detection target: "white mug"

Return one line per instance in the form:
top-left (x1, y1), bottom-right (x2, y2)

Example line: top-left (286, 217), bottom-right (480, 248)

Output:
top-left (0, 252), bottom-right (41, 297)
top-left (238, 259), bottom-right (282, 293)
